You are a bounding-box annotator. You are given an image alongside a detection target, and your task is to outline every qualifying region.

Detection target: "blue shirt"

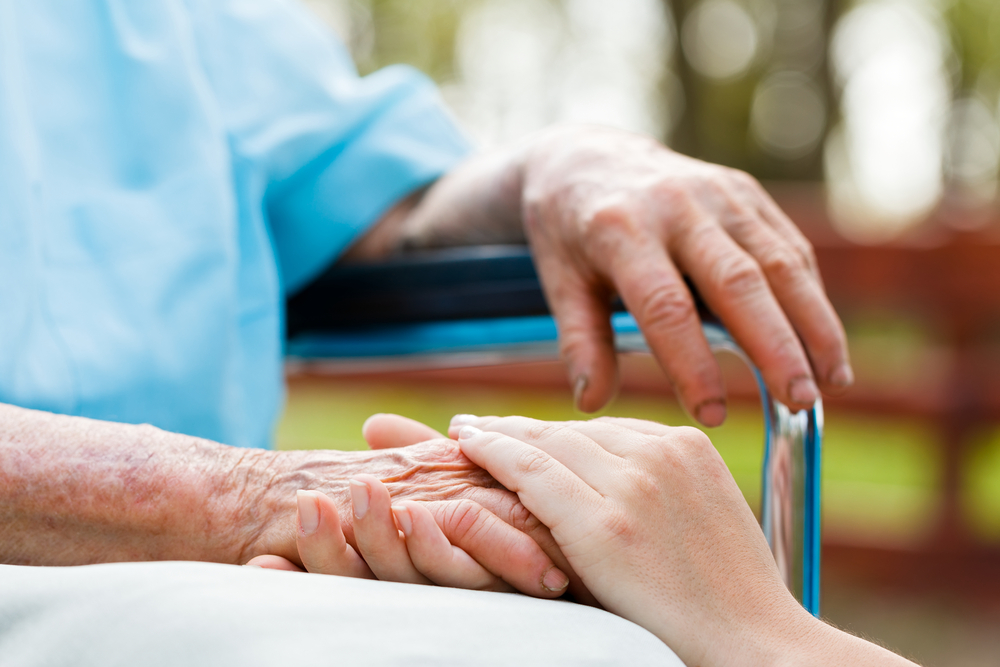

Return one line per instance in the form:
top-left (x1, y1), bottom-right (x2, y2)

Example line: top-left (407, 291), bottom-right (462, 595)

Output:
top-left (0, 0), bottom-right (471, 449)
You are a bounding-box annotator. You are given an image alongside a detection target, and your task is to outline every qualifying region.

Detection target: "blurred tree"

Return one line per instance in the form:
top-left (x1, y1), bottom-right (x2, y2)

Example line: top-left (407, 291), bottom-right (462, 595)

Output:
top-left (310, 0), bottom-right (1000, 212)
top-left (945, 0), bottom-right (1000, 96)
top-left (353, 0), bottom-right (466, 81)
top-left (666, 0), bottom-right (839, 181)
top-left (942, 0), bottom-right (1000, 210)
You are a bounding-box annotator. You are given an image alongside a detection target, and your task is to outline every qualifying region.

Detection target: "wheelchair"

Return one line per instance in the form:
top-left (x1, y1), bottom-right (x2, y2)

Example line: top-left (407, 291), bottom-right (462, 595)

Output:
top-left (286, 245), bottom-right (822, 616)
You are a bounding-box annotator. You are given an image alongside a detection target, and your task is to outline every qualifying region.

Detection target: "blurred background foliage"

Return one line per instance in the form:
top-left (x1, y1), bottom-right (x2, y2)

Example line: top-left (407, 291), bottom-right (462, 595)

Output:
top-left (307, 0), bottom-right (1000, 242)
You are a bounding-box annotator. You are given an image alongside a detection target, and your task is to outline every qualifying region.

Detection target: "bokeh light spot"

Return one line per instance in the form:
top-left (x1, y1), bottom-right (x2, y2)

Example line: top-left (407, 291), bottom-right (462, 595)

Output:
top-left (681, 0), bottom-right (758, 81)
top-left (750, 71), bottom-right (826, 159)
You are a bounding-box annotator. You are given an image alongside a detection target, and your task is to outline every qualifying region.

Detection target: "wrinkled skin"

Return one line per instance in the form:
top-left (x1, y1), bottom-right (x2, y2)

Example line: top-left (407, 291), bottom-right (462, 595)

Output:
top-left (517, 127), bottom-right (850, 420)
top-left (356, 123), bottom-right (853, 424)
top-left (245, 435), bottom-right (592, 602)
top-left (0, 405), bottom-right (587, 602)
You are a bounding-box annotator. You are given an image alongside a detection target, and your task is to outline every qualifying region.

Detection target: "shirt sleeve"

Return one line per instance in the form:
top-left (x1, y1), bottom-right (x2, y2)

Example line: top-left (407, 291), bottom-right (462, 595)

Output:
top-left (183, 0), bottom-right (473, 293)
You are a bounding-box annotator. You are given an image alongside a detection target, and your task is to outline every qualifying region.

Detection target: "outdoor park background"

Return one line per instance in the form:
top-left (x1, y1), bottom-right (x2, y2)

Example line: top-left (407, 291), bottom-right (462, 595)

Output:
top-left (281, 1), bottom-right (1000, 664)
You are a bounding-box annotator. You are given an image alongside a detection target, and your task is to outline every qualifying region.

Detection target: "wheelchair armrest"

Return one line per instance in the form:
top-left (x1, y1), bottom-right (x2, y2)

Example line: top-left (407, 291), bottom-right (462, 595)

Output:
top-left (286, 245), bottom-right (716, 338)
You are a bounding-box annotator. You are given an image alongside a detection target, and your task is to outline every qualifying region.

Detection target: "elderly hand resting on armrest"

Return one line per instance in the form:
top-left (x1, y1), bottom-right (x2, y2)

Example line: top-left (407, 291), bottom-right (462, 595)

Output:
top-left (264, 413), bottom-right (919, 667)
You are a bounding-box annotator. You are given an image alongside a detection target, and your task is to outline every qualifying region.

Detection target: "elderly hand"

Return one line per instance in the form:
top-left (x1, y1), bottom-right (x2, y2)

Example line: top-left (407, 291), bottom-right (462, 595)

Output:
top-left (355, 124), bottom-right (852, 425)
top-left (518, 126), bottom-right (850, 421)
top-left (246, 414), bottom-right (588, 601)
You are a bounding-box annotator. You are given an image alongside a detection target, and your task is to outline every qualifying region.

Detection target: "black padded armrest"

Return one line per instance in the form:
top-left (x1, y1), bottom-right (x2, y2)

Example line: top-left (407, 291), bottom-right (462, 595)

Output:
top-left (286, 245), bottom-right (714, 338)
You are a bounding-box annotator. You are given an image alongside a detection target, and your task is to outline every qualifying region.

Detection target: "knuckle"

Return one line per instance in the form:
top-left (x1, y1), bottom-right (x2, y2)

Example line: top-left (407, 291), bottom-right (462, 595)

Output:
top-left (524, 421), bottom-right (560, 443)
top-left (728, 168), bottom-right (761, 193)
top-left (586, 199), bottom-right (635, 234)
top-left (632, 428), bottom-right (714, 483)
top-left (817, 337), bottom-right (848, 368)
top-left (506, 501), bottom-right (544, 536)
top-left (637, 284), bottom-right (697, 332)
top-left (644, 426), bottom-right (710, 465)
top-left (626, 465), bottom-right (662, 500)
top-left (558, 324), bottom-right (615, 363)
top-left (513, 447), bottom-right (555, 479)
top-left (557, 335), bottom-right (591, 363)
top-left (673, 426), bottom-right (714, 456)
top-left (441, 499), bottom-right (485, 542)
top-left (654, 179), bottom-right (696, 214)
top-left (633, 437), bottom-right (675, 474)
top-left (712, 254), bottom-right (765, 297)
top-left (770, 331), bottom-right (807, 365)
top-left (581, 201), bottom-right (641, 257)
top-left (724, 214), bottom-right (760, 239)
top-left (669, 427), bottom-right (730, 481)
top-left (601, 504), bottom-right (641, 547)
top-left (760, 245), bottom-right (809, 284)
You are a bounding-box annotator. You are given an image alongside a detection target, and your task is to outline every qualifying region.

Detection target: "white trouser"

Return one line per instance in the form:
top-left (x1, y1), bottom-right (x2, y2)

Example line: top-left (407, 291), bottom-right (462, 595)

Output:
top-left (0, 561), bottom-right (682, 666)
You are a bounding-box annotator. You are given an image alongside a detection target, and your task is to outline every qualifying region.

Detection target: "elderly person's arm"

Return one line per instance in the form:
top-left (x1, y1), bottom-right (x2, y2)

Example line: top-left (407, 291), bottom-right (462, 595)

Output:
top-left (348, 124), bottom-right (852, 425)
top-left (0, 403), bottom-right (580, 599)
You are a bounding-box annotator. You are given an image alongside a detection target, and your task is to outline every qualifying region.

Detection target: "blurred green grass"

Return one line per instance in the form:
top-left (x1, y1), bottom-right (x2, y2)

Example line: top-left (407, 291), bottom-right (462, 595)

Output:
top-left (276, 377), bottom-right (954, 545)
top-left (963, 427), bottom-right (1000, 540)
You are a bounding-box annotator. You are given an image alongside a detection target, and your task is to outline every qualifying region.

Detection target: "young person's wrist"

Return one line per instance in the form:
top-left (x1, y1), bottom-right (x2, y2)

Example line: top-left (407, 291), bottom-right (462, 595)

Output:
top-left (759, 607), bottom-right (920, 667)
top-left (702, 590), bottom-right (827, 667)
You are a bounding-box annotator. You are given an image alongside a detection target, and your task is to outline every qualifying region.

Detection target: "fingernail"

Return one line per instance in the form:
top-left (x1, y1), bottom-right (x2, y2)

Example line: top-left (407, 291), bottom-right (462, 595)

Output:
top-left (458, 425), bottom-right (481, 440)
top-left (349, 478), bottom-right (370, 520)
top-left (572, 375), bottom-right (588, 410)
top-left (451, 414), bottom-right (478, 426)
top-left (829, 362), bottom-right (854, 388)
top-left (361, 413), bottom-right (385, 430)
top-left (391, 505), bottom-right (413, 536)
top-left (541, 565), bottom-right (569, 592)
top-left (296, 490), bottom-right (320, 535)
top-left (694, 399), bottom-right (726, 427)
top-left (789, 376), bottom-right (820, 405)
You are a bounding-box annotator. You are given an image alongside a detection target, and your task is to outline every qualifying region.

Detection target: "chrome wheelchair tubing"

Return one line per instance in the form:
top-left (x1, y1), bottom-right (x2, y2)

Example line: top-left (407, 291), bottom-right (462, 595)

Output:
top-left (619, 321), bottom-right (823, 617)
top-left (287, 313), bottom-right (822, 616)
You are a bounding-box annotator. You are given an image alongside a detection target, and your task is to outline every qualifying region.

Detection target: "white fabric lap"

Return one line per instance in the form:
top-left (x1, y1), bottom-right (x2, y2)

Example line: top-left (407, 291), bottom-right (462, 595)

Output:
top-left (0, 561), bottom-right (682, 667)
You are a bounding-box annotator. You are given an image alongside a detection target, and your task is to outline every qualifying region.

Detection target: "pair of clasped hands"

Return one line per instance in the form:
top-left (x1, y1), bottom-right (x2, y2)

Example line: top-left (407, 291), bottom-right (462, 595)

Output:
top-left (249, 412), bottom-right (812, 667)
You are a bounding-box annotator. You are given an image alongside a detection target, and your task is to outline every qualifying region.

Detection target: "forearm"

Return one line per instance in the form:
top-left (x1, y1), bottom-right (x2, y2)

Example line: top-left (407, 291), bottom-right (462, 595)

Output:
top-left (778, 616), bottom-right (919, 667)
top-left (0, 403), bottom-right (289, 566)
top-left (344, 123), bottom-right (665, 260)
top-left (344, 133), bottom-right (532, 261)
top-left (0, 404), bottom-right (503, 570)
top-left (716, 599), bottom-right (918, 667)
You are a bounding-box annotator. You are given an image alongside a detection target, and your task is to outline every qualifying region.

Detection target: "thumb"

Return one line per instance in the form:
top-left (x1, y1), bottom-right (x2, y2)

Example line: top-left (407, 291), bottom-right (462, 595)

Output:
top-left (363, 413), bottom-right (446, 450)
top-left (244, 555), bottom-right (304, 572)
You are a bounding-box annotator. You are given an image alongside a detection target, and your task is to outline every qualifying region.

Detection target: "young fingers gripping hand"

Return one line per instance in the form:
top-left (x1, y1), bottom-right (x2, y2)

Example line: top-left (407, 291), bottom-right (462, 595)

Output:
top-left (444, 414), bottom-right (918, 667)
top-left (246, 489), bottom-right (376, 577)
top-left (249, 413), bottom-right (573, 599)
top-left (249, 476), bottom-right (570, 598)
top-left (355, 475), bottom-right (571, 596)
